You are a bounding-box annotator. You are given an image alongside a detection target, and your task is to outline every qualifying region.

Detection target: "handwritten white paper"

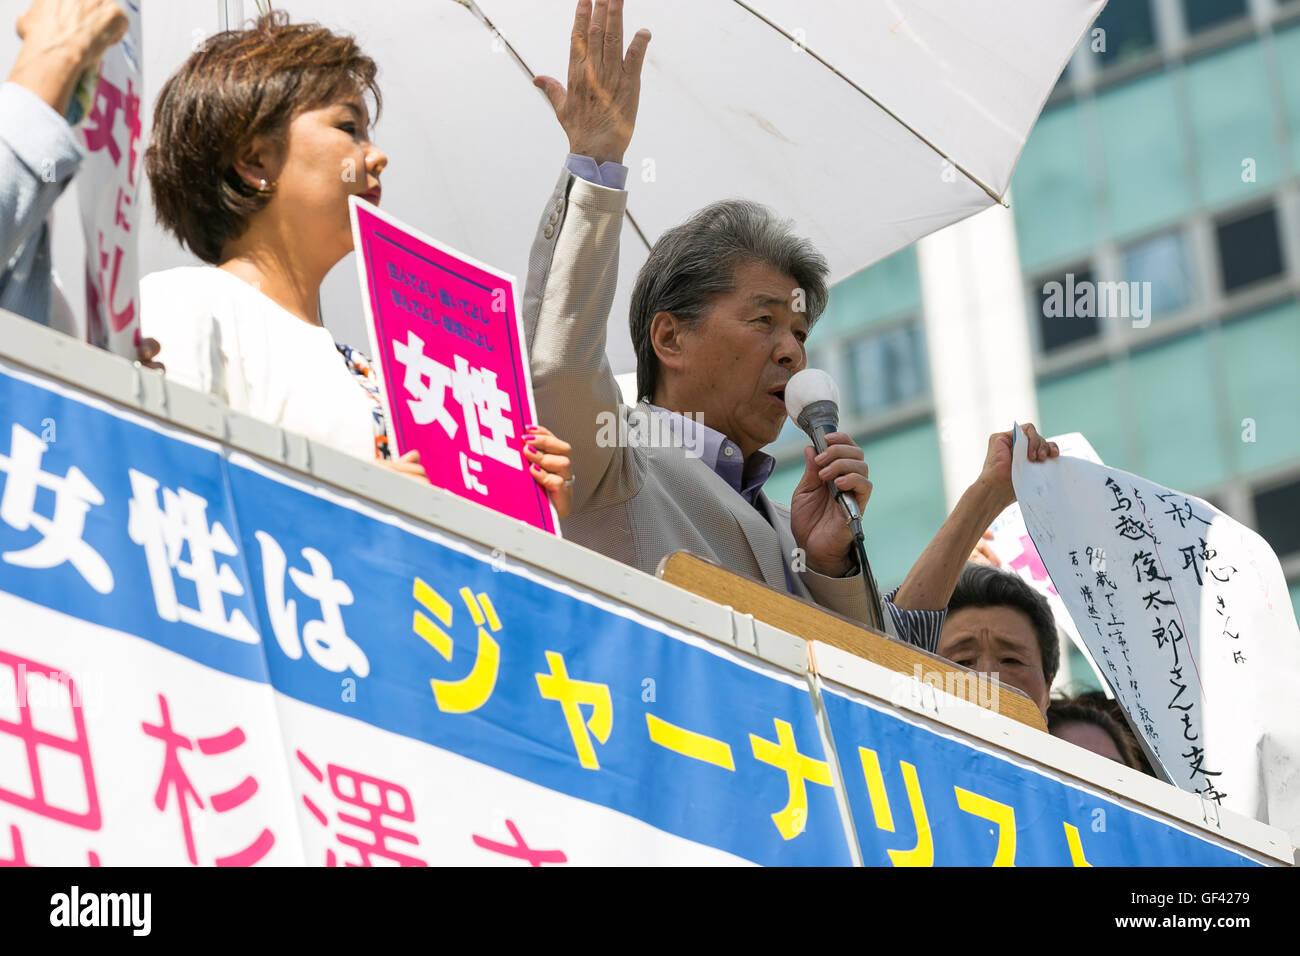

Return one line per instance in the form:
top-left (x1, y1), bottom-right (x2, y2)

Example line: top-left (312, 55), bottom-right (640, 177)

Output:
top-left (1012, 431), bottom-right (1300, 843)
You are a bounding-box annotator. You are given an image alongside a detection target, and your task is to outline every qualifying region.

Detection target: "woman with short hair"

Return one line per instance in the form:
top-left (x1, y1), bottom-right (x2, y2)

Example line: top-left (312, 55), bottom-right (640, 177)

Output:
top-left (141, 13), bottom-right (572, 513)
top-left (1048, 691), bottom-right (1155, 774)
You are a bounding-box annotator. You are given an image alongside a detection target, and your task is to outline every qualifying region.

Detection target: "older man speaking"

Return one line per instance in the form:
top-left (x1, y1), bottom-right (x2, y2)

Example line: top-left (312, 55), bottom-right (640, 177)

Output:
top-left (524, 0), bottom-right (1057, 648)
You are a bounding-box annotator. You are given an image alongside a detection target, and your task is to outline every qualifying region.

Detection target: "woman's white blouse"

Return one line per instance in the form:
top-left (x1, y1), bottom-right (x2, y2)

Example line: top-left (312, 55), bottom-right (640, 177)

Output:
top-left (140, 266), bottom-right (378, 461)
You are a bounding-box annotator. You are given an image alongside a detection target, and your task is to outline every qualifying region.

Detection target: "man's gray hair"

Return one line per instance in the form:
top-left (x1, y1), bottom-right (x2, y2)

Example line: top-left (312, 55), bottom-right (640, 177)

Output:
top-left (629, 200), bottom-right (830, 402)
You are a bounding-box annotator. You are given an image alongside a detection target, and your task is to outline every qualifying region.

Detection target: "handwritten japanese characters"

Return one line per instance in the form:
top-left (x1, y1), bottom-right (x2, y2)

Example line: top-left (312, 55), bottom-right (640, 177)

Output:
top-left (1012, 435), bottom-right (1300, 838)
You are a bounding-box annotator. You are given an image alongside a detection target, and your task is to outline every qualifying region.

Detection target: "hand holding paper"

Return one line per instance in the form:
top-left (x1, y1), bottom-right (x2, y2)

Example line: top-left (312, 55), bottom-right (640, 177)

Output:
top-left (10, 0), bottom-right (128, 113)
top-left (891, 423), bottom-right (1057, 614)
top-left (1012, 432), bottom-right (1300, 843)
top-left (976, 423), bottom-right (1059, 513)
top-left (350, 198), bottom-right (561, 535)
top-left (524, 425), bottom-right (574, 520)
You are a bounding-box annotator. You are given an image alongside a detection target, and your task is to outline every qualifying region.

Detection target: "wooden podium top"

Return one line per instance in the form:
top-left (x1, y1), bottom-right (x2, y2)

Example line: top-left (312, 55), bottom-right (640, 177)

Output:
top-left (657, 551), bottom-right (1047, 731)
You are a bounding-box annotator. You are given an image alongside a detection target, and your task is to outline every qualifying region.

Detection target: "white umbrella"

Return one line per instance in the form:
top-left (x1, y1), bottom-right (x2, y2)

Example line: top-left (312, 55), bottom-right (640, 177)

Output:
top-left (472, 0), bottom-right (1105, 262)
top-left (132, 0), bottom-right (1106, 370)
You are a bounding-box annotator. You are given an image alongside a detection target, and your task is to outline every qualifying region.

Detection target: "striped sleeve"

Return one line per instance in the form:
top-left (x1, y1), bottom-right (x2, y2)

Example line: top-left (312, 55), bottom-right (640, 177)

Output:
top-left (884, 586), bottom-right (945, 654)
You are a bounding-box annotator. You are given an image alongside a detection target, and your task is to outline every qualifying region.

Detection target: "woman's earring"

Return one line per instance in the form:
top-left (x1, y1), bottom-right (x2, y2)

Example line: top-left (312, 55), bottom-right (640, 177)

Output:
top-left (259, 178), bottom-right (268, 190)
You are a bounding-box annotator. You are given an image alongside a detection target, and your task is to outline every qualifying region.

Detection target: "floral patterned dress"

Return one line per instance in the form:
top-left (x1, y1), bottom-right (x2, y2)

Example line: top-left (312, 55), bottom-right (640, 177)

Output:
top-left (335, 343), bottom-right (391, 461)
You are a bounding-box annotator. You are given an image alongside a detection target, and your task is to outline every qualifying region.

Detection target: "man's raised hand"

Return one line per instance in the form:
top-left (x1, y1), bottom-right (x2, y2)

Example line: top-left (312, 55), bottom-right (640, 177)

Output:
top-left (533, 0), bottom-right (651, 166)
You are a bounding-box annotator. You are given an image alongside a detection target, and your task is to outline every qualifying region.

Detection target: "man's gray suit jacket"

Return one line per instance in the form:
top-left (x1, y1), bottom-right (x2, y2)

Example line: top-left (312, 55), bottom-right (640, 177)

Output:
top-left (522, 167), bottom-right (899, 637)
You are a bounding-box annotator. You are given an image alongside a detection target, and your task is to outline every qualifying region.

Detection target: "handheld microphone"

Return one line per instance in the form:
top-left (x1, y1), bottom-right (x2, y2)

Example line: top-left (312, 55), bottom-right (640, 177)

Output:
top-left (782, 367), bottom-right (886, 633)
top-left (783, 368), bottom-right (862, 537)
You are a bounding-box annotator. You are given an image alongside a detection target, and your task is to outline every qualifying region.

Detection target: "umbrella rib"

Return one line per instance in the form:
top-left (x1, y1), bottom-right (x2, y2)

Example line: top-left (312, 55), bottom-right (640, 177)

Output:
top-left (453, 0), bottom-right (655, 253)
top-left (729, 0), bottom-right (1008, 207)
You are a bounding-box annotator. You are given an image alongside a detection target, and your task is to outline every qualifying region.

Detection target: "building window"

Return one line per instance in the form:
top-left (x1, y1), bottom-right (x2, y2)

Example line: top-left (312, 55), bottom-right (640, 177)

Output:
top-left (1034, 266), bottom-right (1102, 353)
top-left (1183, 0), bottom-right (1249, 35)
top-left (1121, 230), bottom-right (1195, 320)
top-left (1012, 104), bottom-right (1098, 271)
top-left (1092, 0), bottom-right (1158, 66)
top-left (1094, 73), bottom-right (1193, 238)
top-left (1253, 476), bottom-right (1300, 559)
top-left (846, 323), bottom-right (929, 417)
top-left (1216, 205), bottom-right (1284, 293)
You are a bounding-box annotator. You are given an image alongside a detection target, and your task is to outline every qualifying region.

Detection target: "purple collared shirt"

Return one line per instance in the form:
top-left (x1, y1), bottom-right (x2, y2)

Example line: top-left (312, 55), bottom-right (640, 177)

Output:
top-left (646, 404), bottom-right (791, 592)
top-left (564, 154), bottom-right (629, 191)
top-left (639, 406), bottom-right (945, 652)
top-left (683, 412), bottom-right (776, 509)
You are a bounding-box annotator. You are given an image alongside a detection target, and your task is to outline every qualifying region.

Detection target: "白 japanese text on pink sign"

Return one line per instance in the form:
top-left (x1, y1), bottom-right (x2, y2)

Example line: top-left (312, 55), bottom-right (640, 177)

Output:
top-left (351, 199), bottom-right (556, 535)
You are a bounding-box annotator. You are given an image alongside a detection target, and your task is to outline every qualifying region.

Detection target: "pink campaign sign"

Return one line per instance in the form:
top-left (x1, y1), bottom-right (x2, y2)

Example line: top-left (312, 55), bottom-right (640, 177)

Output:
top-left (350, 198), bottom-right (558, 535)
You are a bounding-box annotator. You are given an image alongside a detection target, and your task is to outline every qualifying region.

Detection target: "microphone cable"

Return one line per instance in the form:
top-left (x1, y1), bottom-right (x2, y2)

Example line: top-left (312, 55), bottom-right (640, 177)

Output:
top-left (847, 515), bottom-right (888, 635)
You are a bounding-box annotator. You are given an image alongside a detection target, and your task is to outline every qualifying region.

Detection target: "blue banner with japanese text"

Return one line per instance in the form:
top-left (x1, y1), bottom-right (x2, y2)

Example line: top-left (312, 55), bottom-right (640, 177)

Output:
top-left (0, 360), bottom-right (846, 866)
top-left (0, 359), bottom-right (1267, 866)
top-left (821, 685), bottom-right (1259, 867)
